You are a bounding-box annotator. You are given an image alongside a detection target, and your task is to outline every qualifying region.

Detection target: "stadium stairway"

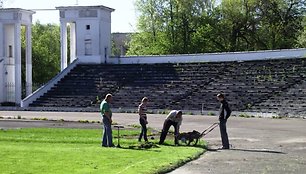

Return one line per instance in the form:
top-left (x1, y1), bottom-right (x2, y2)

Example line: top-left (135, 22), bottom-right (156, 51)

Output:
top-left (28, 58), bottom-right (306, 116)
top-left (251, 80), bottom-right (306, 116)
top-left (180, 59), bottom-right (306, 113)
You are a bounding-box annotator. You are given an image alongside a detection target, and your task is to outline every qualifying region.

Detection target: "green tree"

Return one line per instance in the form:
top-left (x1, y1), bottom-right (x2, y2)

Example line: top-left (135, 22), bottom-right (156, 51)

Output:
top-left (128, 0), bottom-right (216, 55)
top-left (21, 22), bottom-right (61, 86)
top-left (217, 0), bottom-right (306, 51)
top-left (256, 0), bottom-right (306, 49)
top-left (297, 16), bottom-right (306, 47)
top-left (219, 0), bottom-right (258, 51)
top-left (128, 0), bottom-right (305, 55)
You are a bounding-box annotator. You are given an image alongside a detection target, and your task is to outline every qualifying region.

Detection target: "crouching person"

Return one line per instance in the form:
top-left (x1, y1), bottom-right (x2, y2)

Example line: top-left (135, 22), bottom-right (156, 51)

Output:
top-left (159, 110), bottom-right (183, 145)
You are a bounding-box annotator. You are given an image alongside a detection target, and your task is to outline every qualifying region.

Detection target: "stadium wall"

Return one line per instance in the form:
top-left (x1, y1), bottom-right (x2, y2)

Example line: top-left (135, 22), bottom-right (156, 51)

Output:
top-left (107, 49), bottom-right (306, 64)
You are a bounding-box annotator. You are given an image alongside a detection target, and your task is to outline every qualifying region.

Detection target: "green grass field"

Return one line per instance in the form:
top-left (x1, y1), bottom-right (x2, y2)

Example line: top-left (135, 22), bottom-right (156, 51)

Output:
top-left (0, 128), bottom-right (205, 174)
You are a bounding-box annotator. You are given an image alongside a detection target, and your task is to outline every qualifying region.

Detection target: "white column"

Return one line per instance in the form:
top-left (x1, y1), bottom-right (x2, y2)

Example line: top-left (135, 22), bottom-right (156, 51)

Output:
top-left (0, 23), bottom-right (3, 58)
top-left (0, 60), bottom-right (3, 103)
top-left (14, 23), bottom-right (22, 105)
top-left (0, 23), bottom-right (3, 102)
top-left (25, 25), bottom-right (32, 96)
top-left (70, 22), bottom-right (76, 63)
top-left (60, 21), bottom-right (67, 71)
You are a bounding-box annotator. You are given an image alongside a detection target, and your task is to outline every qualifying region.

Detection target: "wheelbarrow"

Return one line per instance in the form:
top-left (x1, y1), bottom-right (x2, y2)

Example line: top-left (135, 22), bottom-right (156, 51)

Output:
top-left (177, 122), bottom-right (219, 146)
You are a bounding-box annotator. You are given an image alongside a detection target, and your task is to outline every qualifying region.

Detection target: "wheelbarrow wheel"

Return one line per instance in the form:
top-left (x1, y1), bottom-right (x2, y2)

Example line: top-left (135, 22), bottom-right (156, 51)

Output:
top-left (181, 139), bottom-right (199, 146)
top-left (186, 138), bottom-right (199, 146)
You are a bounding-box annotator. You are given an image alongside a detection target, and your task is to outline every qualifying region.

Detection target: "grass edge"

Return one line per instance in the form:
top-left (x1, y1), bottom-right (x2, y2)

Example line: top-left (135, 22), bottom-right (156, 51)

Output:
top-left (156, 148), bottom-right (206, 174)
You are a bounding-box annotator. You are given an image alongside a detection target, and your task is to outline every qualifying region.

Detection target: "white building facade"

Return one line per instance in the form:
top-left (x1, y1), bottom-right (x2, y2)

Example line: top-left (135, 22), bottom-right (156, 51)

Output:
top-left (56, 5), bottom-right (114, 69)
top-left (0, 8), bottom-right (34, 106)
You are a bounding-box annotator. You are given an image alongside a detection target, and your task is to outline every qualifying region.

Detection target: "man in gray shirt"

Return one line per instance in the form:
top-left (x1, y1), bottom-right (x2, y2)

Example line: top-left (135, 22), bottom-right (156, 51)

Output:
top-left (159, 110), bottom-right (183, 145)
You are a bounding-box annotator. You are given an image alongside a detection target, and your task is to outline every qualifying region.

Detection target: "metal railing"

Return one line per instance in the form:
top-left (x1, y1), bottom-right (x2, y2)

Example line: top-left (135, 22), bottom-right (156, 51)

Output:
top-left (4, 82), bottom-right (15, 103)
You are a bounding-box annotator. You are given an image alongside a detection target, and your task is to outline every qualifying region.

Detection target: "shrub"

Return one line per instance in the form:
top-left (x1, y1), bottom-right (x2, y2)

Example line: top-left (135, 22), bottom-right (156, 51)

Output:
top-left (239, 113), bottom-right (250, 118)
top-left (78, 120), bottom-right (89, 123)
top-left (207, 112), bottom-right (215, 116)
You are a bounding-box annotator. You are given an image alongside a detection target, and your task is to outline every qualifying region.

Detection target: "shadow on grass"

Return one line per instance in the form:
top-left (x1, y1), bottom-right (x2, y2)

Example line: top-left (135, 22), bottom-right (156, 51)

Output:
top-left (158, 142), bottom-right (207, 149)
top-left (206, 147), bottom-right (286, 154)
top-left (112, 142), bottom-right (162, 152)
top-left (118, 147), bottom-right (162, 152)
top-left (115, 141), bottom-right (207, 152)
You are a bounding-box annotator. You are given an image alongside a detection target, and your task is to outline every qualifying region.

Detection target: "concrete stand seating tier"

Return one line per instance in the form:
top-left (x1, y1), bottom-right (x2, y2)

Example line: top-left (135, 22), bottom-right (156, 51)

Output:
top-left (29, 58), bottom-right (306, 115)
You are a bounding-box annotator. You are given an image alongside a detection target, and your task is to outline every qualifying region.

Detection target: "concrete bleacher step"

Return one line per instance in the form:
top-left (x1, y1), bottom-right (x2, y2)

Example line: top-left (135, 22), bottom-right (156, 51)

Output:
top-left (28, 58), bottom-right (306, 115)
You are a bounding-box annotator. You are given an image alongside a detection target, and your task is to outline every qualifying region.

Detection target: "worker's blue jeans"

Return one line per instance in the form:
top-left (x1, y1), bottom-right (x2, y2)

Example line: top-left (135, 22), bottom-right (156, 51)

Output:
top-left (102, 116), bottom-right (113, 147)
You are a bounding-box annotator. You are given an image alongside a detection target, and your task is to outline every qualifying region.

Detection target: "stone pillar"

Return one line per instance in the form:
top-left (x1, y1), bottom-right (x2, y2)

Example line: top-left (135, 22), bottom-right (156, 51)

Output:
top-left (60, 21), bottom-right (67, 71)
top-left (70, 22), bottom-right (76, 63)
top-left (14, 23), bottom-right (21, 105)
top-left (0, 23), bottom-right (3, 103)
top-left (0, 59), bottom-right (3, 103)
top-left (25, 24), bottom-right (32, 96)
top-left (0, 23), bottom-right (3, 102)
top-left (0, 23), bottom-right (3, 58)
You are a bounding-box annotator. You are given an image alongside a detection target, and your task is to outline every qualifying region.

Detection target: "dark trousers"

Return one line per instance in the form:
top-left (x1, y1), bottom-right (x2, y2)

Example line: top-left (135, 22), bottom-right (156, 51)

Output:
top-left (159, 120), bottom-right (179, 144)
top-left (219, 119), bottom-right (229, 148)
top-left (139, 118), bottom-right (148, 141)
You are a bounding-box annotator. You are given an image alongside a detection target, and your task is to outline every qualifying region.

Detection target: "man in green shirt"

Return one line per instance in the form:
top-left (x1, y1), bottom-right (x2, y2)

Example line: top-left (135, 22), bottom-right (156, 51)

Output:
top-left (100, 94), bottom-right (114, 147)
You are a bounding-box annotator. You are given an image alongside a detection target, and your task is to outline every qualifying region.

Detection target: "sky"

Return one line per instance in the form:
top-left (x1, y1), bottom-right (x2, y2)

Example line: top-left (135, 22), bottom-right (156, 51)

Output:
top-left (4, 0), bottom-right (138, 33)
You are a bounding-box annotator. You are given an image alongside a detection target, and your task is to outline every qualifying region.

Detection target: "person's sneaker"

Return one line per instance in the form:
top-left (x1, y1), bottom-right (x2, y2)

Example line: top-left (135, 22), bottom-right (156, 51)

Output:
top-left (218, 146), bottom-right (229, 150)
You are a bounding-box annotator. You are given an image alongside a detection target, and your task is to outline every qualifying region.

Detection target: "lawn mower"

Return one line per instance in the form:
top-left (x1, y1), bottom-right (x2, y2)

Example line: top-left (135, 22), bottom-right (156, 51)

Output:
top-left (177, 122), bottom-right (219, 146)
